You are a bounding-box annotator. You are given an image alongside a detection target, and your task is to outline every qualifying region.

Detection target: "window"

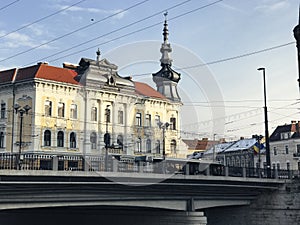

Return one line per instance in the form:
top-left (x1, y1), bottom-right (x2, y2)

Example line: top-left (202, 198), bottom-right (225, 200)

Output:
top-left (0, 132), bottom-right (4, 148)
top-left (136, 138), bottom-right (142, 152)
top-left (57, 131), bottom-right (64, 147)
top-left (90, 132), bottom-right (97, 149)
top-left (70, 132), bottom-right (76, 148)
top-left (155, 140), bottom-right (160, 154)
top-left (273, 147), bottom-right (277, 155)
top-left (277, 163), bottom-right (280, 170)
top-left (58, 102), bottom-right (65, 117)
top-left (145, 114), bottom-right (151, 127)
top-left (117, 135), bottom-right (123, 148)
top-left (118, 110), bottom-right (123, 124)
top-left (70, 104), bottom-right (77, 119)
top-left (281, 132), bottom-right (291, 140)
top-left (44, 130), bottom-right (51, 146)
top-left (170, 117), bottom-right (176, 130)
top-left (91, 107), bottom-right (97, 121)
top-left (155, 115), bottom-right (160, 127)
top-left (170, 139), bottom-right (176, 153)
top-left (287, 162), bottom-right (290, 170)
top-left (285, 145), bottom-right (289, 154)
top-left (1, 103), bottom-right (6, 119)
top-left (136, 113), bottom-right (142, 127)
top-left (297, 144), bottom-right (300, 154)
top-left (146, 139), bottom-right (151, 153)
top-left (44, 100), bottom-right (52, 117)
top-left (105, 107), bottom-right (111, 123)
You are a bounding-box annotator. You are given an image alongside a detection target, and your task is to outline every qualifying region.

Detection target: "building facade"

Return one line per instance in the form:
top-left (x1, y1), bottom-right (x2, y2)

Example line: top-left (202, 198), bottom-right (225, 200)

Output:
top-left (0, 18), bottom-right (185, 159)
top-left (269, 121), bottom-right (300, 171)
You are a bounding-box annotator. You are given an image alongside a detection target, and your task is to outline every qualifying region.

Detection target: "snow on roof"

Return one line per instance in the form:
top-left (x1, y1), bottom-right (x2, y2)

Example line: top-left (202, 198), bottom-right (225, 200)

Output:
top-left (224, 138), bottom-right (256, 152)
top-left (204, 142), bottom-right (235, 155)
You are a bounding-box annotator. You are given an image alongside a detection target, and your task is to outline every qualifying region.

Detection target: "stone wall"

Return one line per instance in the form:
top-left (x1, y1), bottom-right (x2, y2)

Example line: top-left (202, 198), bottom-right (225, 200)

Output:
top-left (204, 178), bottom-right (300, 225)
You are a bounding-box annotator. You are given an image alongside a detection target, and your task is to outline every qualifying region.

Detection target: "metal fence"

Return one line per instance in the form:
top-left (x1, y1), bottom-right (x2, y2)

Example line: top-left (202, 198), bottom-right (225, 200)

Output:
top-left (0, 152), bottom-right (297, 179)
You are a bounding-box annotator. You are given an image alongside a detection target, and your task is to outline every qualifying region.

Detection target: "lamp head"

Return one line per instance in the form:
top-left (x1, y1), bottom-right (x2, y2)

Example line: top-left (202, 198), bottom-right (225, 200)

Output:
top-left (257, 67), bottom-right (265, 71)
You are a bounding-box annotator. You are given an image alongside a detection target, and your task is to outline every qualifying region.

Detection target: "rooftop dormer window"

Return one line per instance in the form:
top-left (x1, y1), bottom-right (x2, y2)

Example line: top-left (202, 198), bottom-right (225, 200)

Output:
top-left (280, 132), bottom-right (291, 140)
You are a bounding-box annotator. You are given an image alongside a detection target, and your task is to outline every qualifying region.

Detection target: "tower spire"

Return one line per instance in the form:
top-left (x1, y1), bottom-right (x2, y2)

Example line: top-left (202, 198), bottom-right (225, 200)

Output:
top-left (152, 13), bottom-right (181, 102)
top-left (163, 11), bottom-right (169, 43)
top-left (160, 11), bottom-right (173, 66)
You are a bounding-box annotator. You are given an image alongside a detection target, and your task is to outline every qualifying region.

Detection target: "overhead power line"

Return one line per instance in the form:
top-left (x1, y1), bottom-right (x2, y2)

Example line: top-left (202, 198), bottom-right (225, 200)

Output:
top-left (39, 0), bottom-right (223, 64)
top-left (0, 0), bottom-right (87, 39)
top-left (0, 0), bottom-right (20, 11)
top-left (25, 0), bottom-right (195, 66)
top-left (0, 0), bottom-right (150, 63)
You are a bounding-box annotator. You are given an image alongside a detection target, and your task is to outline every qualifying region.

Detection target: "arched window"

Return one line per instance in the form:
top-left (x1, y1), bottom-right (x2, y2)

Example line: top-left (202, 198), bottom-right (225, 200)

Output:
top-left (241, 156), bottom-right (245, 167)
top-left (236, 157), bottom-right (241, 167)
top-left (57, 131), bottom-right (64, 147)
top-left (90, 132), bottom-right (97, 149)
top-left (0, 132), bottom-right (4, 148)
top-left (155, 140), bottom-right (160, 154)
top-left (70, 132), bottom-right (76, 148)
top-left (136, 138), bottom-right (142, 153)
top-left (44, 130), bottom-right (51, 147)
top-left (146, 139), bottom-right (151, 153)
top-left (117, 135), bottom-right (123, 148)
top-left (170, 139), bottom-right (176, 153)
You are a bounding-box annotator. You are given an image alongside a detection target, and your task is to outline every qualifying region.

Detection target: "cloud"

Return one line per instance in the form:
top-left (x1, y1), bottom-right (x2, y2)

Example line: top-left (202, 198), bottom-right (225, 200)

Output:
top-left (218, 2), bottom-right (246, 14)
top-left (0, 30), bottom-right (52, 49)
top-left (255, 0), bottom-right (290, 13)
top-left (56, 4), bottom-right (127, 19)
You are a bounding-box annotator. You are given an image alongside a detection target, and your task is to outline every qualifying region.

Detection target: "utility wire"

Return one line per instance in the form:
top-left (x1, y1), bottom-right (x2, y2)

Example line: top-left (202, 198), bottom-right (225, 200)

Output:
top-left (0, 0), bottom-right (87, 39)
top-left (43, 0), bottom-right (223, 64)
top-left (24, 0), bottom-right (194, 66)
top-left (0, 0), bottom-right (20, 11)
top-left (131, 42), bottom-right (295, 77)
top-left (0, 0), bottom-right (150, 63)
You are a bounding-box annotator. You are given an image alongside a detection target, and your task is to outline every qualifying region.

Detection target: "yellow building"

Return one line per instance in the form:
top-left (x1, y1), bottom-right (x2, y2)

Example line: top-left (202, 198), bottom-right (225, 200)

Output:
top-left (0, 17), bottom-right (184, 160)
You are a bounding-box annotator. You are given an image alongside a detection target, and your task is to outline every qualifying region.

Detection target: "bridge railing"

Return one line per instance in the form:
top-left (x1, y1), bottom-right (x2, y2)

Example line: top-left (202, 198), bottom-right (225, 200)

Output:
top-left (0, 152), bottom-right (296, 179)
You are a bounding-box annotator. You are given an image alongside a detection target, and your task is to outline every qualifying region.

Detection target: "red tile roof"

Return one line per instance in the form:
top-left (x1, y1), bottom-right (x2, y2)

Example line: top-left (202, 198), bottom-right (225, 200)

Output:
top-left (14, 63), bottom-right (78, 84)
top-left (134, 81), bottom-right (166, 100)
top-left (0, 64), bottom-right (166, 100)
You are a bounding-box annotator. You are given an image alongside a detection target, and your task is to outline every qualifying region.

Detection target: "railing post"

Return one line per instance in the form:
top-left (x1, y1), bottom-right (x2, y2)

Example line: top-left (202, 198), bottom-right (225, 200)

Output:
top-left (52, 155), bottom-right (58, 171)
top-left (205, 166), bottom-right (210, 176)
top-left (274, 169), bottom-right (278, 179)
top-left (138, 161), bottom-right (143, 173)
top-left (112, 158), bottom-right (118, 172)
top-left (185, 164), bottom-right (190, 175)
top-left (242, 167), bottom-right (246, 177)
top-left (225, 166), bottom-right (229, 177)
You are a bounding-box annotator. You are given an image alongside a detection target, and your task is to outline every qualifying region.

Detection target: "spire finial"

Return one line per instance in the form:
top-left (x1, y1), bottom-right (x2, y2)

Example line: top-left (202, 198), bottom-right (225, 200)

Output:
top-left (163, 11), bottom-right (169, 43)
top-left (96, 48), bottom-right (101, 62)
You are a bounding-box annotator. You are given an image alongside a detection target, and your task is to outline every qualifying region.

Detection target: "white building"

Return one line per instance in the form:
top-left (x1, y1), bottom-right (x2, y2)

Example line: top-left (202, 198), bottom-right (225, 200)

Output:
top-left (269, 121), bottom-right (300, 171)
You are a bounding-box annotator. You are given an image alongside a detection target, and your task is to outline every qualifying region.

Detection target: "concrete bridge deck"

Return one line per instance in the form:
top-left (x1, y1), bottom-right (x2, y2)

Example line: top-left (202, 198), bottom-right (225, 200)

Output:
top-left (0, 170), bottom-right (287, 211)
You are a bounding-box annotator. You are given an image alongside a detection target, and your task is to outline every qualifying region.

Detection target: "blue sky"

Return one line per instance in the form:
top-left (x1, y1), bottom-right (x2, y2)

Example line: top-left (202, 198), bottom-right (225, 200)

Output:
top-left (0, 0), bottom-right (299, 140)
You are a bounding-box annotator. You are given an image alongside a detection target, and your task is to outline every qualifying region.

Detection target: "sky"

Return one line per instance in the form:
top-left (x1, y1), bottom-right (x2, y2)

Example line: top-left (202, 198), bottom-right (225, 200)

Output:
top-left (0, 0), bottom-right (299, 141)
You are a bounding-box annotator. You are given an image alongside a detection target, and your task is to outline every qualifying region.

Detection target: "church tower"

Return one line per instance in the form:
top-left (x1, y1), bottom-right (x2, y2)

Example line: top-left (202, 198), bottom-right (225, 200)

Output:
top-left (152, 13), bottom-right (181, 102)
top-left (293, 7), bottom-right (300, 89)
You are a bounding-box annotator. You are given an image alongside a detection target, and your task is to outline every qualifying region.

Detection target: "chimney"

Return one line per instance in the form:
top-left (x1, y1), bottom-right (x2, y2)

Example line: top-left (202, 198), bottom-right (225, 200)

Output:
top-left (291, 120), bottom-right (297, 132)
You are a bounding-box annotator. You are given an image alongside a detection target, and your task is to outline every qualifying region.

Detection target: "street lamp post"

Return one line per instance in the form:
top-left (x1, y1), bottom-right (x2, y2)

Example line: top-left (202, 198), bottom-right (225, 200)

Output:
top-left (158, 122), bottom-right (169, 160)
top-left (104, 105), bottom-right (110, 171)
top-left (257, 68), bottom-right (271, 178)
top-left (14, 104), bottom-right (31, 170)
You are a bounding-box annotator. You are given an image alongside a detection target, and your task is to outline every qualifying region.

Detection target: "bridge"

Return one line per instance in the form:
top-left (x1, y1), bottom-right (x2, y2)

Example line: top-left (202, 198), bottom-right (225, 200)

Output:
top-left (0, 169), bottom-right (288, 225)
top-left (0, 152), bottom-right (296, 225)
